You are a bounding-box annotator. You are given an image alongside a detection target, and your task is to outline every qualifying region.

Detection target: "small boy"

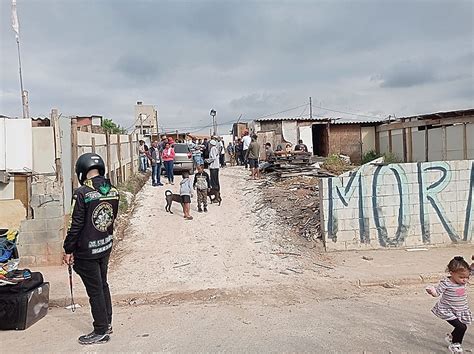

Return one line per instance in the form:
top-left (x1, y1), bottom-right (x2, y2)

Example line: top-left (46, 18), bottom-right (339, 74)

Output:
top-left (193, 165), bottom-right (210, 213)
top-left (180, 171), bottom-right (193, 220)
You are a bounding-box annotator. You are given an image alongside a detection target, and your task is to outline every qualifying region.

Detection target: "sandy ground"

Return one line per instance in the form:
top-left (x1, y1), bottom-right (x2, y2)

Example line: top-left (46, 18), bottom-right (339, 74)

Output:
top-left (109, 167), bottom-right (328, 298)
top-left (2, 288), bottom-right (474, 353)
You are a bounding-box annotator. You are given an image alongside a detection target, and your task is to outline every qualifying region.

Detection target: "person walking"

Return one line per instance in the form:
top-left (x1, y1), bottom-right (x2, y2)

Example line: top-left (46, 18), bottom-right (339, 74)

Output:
top-left (63, 153), bottom-right (119, 345)
top-left (193, 164), bottom-right (210, 213)
top-left (234, 139), bottom-right (242, 166)
top-left (149, 141), bottom-right (163, 186)
top-left (246, 134), bottom-right (261, 180)
top-left (162, 142), bottom-right (175, 185)
top-left (227, 141), bottom-right (235, 166)
top-left (218, 137), bottom-right (226, 168)
top-left (426, 256), bottom-right (472, 353)
top-left (138, 140), bottom-right (147, 172)
top-left (242, 131), bottom-right (252, 169)
top-left (207, 139), bottom-right (220, 191)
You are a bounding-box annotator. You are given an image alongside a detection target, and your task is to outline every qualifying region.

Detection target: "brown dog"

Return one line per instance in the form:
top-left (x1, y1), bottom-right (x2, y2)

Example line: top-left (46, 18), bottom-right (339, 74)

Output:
top-left (207, 188), bottom-right (222, 206)
top-left (165, 190), bottom-right (183, 214)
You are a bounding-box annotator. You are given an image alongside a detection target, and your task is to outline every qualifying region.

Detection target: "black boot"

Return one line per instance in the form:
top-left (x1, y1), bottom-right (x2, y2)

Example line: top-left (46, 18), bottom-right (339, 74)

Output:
top-left (78, 331), bottom-right (110, 345)
top-left (203, 206), bottom-right (208, 212)
top-left (198, 206), bottom-right (203, 213)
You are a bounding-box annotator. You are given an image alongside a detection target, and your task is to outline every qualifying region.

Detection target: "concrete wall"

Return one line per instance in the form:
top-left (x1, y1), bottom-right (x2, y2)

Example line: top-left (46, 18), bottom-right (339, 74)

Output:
top-left (321, 160), bottom-right (474, 251)
top-left (32, 127), bottom-right (55, 174)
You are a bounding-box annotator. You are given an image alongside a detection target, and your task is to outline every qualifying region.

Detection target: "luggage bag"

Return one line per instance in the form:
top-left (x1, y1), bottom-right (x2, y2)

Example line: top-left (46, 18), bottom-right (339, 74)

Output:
top-left (0, 282), bottom-right (49, 330)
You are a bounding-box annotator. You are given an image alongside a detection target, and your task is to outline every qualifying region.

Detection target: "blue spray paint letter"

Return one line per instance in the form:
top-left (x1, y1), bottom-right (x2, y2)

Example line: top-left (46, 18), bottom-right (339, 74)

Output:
top-left (418, 162), bottom-right (460, 243)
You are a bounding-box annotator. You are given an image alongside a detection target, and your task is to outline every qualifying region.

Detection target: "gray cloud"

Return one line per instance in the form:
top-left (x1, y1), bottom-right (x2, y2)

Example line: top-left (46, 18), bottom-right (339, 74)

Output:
top-left (0, 0), bottom-right (473, 131)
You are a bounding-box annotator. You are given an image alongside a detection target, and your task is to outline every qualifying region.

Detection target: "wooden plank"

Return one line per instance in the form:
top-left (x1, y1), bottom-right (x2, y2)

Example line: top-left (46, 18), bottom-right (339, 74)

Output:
top-left (424, 126), bottom-right (429, 162)
top-left (388, 130), bottom-right (393, 153)
top-left (402, 125), bottom-right (407, 162)
top-left (407, 127), bottom-right (413, 162)
top-left (117, 134), bottom-right (123, 183)
top-left (105, 132), bottom-right (112, 183)
top-left (13, 175), bottom-right (29, 211)
top-left (376, 116), bottom-right (474, 132)
top-left (463, 123), bottom-right (468, 160)
top-left (442, 125), bottom-right (447, 160)
top-left (71, 118), bottom-right (79, 189)
top-left (129, 134), bottom-right (134, 175)
top-left (375, 131), bottom-right (380, 154)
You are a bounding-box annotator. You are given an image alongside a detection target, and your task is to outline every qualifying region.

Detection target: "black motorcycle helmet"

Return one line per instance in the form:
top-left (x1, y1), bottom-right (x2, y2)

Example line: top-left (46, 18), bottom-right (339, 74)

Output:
top-left (75, 153), bottom-right (106, 185)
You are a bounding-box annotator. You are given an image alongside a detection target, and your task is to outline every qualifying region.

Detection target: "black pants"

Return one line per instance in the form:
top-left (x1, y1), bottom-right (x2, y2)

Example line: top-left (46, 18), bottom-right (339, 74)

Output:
top-left (209, 168), bottom-right (220, 191)
top-left (448, 319), bottom-right (467, 344)
top-left (74, 256), bottom-right (112, 335)
top-left (242, 149), bottom-right (248, 168)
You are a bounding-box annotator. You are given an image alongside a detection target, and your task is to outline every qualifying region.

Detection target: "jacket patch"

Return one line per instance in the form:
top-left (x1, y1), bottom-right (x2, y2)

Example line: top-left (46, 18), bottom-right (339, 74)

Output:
top-left (92, 203), bottom-right (114, 232)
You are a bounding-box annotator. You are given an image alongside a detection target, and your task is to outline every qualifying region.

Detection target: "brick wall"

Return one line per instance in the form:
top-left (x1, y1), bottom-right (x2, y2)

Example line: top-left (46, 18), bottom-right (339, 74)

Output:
top-left (17, 175), bottom-right (65, 265)
top-left (320, 160), bottom-right (474, 251)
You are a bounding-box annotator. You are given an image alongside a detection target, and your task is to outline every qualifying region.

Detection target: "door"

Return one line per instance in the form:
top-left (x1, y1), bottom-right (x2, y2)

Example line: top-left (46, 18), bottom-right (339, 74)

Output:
top-left (298, 126), bottom-right (313, 154)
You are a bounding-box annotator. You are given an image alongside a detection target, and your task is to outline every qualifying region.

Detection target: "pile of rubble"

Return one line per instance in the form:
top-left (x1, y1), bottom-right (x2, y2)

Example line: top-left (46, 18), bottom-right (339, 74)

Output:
top-left (263, 152), bottom-right (336, 179)
top-left (255, 175), bottom-right (321, 241)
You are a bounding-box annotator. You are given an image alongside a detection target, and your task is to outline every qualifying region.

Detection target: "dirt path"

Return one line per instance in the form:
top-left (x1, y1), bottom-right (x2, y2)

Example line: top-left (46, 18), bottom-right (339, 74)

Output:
top-left (109, 167), bottom-right (334, 299)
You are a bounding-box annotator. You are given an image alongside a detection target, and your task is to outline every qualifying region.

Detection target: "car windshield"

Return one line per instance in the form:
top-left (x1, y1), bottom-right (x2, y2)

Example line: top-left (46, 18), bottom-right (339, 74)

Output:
top-left (174, 144), bottom-right (190, 153)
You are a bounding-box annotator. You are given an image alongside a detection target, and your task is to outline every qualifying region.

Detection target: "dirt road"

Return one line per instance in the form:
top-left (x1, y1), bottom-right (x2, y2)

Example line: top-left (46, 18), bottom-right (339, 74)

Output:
top-left (109, 167), bottom-right (334, 300)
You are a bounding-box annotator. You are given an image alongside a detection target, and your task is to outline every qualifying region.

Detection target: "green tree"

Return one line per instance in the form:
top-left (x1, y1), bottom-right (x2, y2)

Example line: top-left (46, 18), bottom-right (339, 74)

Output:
top-left (101, 118), bottom-right (126, 134)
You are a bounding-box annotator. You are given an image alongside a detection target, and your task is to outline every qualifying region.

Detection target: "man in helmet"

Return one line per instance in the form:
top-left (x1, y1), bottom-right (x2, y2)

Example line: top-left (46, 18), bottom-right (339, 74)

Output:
top-left (63, 153), bottom-right (119, 345)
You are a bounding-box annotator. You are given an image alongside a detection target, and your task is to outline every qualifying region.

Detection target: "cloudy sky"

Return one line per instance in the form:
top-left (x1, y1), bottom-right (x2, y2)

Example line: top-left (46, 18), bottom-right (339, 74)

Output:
top-left (0, 0), bottom-right (473, 134)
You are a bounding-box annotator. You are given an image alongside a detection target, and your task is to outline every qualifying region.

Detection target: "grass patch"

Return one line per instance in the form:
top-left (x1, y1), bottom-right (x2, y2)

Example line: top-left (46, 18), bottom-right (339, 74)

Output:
top-left (116, 172), bottom-right (149, 214)
top-left (362, 150), bottom-right (402, 164)
top-left (322, 154), bottom-right (352, 175)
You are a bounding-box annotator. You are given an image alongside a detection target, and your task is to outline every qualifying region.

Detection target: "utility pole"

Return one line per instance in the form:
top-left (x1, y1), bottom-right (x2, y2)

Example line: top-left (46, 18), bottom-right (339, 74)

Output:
top-left (139, 113), bottom-right (144, 135)
top-left (309, 97), bottom-right (313, 119)
top-left (155, 109), bottom-right (159, 139)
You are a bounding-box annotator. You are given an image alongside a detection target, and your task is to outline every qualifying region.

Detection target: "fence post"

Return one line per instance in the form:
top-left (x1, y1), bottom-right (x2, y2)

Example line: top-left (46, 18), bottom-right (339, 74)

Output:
top-left (424, 126), bottom-right (429, 162)
top-left (105, 132), bottom-right (113, 183)
top-left (92, 137), bottom-right (96, 154)
top-left (117, 134), bottom-right (123, 183)
top-left (463, 123), bottom-right (468, 160)
top-left (129, 134), bottom-right (134, 175)
top-left (71, 118), bottom-right (78, 189)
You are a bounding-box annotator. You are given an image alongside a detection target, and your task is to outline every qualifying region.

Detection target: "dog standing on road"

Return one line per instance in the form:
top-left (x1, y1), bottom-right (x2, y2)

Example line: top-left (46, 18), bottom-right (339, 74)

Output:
top-left (165, 190), bottom-right (183, 214)
top-left (207, 188), bottom-right (222, 206)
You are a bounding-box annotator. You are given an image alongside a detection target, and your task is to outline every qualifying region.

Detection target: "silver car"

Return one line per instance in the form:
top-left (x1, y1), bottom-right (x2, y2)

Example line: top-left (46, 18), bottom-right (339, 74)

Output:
top-left (173, 143), bottom-right (194, 175)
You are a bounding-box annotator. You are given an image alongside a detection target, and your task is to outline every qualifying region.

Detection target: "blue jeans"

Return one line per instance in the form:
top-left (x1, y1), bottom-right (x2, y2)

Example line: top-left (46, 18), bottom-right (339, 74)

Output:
top-left (164, 160), bottom-right (174, 183)
top-left (151, 164), bottom-right (162, 185)
top-left (139, 155), bottom-right (147, 172)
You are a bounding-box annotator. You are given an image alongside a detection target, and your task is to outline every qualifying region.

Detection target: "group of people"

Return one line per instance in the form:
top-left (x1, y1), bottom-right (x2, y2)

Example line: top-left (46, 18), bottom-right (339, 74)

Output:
top-left (139, 137), bottom-right (177, 186)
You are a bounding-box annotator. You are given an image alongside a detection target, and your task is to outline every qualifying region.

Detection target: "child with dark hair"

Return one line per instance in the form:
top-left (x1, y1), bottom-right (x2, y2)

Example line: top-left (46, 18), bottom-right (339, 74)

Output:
top-left (180, 171), bottom-right (193, 220)
top-left (426, 256), bottom-right (472, 353)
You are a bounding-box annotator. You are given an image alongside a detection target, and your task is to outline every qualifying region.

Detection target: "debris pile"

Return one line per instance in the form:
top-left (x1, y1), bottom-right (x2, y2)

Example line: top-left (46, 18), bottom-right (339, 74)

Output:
top-left (264, 152), bottom-right (335, 178)
top-left (255, 175), bottom-right (321, 241)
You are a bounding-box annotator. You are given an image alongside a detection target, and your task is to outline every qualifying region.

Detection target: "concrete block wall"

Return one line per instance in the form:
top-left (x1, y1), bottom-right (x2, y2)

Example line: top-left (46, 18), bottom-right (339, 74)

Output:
top-left (16, 175), bottom-right (65, 265)
top-left (321, 160), bottom-right (474, 251)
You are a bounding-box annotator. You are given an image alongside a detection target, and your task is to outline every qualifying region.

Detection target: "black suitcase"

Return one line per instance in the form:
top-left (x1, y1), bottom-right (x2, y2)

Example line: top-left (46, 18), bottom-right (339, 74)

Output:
top-left (0, 282), bottom-right (49, 330)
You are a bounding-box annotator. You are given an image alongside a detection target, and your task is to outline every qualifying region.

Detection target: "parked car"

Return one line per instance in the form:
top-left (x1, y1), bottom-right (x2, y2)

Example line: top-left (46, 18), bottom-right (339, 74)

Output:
top-left (172, 143), bottom-right (194, 175)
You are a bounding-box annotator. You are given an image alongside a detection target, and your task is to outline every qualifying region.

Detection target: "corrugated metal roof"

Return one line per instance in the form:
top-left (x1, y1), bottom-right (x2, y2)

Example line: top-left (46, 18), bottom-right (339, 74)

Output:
top-left (399, 108), bottom-right (474, 120)
top-left (255, 116), bottom-right (388, 124)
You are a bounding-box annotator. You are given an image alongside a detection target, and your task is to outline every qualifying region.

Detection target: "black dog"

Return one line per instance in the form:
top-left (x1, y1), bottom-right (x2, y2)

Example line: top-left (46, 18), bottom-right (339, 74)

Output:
top-left (165, 190), bottom-right (183, 214)
top-left (208, 188), bottom-right (222, 206)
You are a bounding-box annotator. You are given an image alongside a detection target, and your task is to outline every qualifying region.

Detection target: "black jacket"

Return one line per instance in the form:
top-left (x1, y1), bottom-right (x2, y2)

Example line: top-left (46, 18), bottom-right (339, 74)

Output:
top-left (63, 176), bottom-right (119, 259)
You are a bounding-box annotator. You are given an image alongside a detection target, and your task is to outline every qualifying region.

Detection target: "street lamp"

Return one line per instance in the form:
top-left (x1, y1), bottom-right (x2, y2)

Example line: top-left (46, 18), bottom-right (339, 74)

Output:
top-left (210, 109), bottom-right (217, 136)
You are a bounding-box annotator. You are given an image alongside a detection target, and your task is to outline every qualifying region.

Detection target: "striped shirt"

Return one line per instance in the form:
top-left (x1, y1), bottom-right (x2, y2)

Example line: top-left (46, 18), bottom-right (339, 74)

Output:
top-left (431, 277), bottom-right (472, 324)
